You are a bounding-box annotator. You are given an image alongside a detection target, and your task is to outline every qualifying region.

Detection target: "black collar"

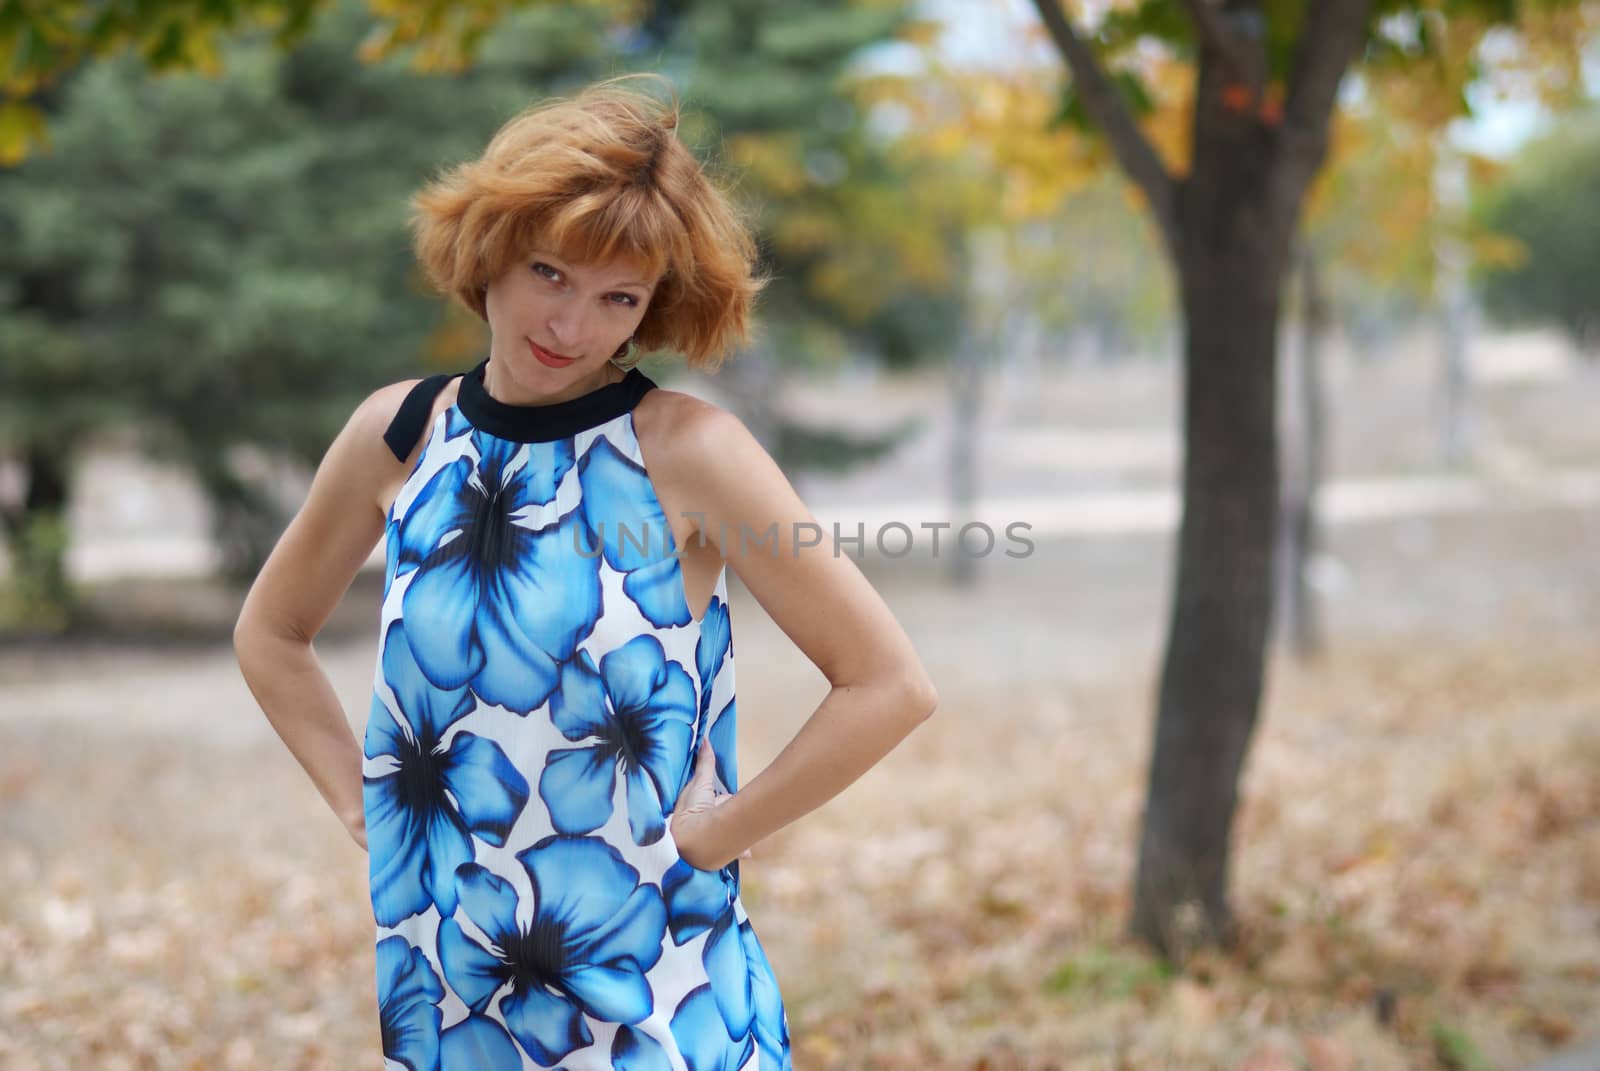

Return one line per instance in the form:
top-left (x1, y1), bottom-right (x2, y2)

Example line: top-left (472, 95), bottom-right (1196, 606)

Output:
top-left (455, 359), bottom-right (656, 443)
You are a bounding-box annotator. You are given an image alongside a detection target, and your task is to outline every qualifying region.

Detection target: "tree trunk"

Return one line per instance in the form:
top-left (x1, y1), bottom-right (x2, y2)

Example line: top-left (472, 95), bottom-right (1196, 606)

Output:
top-left (1129, 98), bottom-right (1294, 960)
top-left (947, 327), bottom-right (984, 586)
top-left (1437, 267), bottom-right (1472, 467)
top-left (4, 444), bottom-right (75, 632)
top-left (192, 451), bottom-right (283, 586)
top-left (1434, 151), bottom-right (1474, 467)
top-left (1279, 243), bottom-right (1327, 657)
top-left (1025, 0), bottom-right (1372, 963)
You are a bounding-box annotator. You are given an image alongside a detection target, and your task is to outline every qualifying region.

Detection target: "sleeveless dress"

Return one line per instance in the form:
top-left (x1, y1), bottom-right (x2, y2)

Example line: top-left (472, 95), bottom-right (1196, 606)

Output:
top-left (363, 359), bottom-right (792, 1071)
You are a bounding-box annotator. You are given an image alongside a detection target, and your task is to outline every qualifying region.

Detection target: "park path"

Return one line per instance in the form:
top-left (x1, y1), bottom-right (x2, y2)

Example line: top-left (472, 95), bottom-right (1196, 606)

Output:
top-left (15, 328), bottom-right (1599, 584)
top-left (1524, 1041), bottom-right (1600, 1071)
top-left (38, 451), bottom-right (1600, 581)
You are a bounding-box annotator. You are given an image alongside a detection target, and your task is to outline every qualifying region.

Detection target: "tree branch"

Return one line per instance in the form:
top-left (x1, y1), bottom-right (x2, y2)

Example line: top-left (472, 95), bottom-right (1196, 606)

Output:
top-left (1029, 0), bottom-right (1178, 250)
top-left (1178, 0), bottom-right (1248, 82)
top-left (1276, 0), bottom-right (1376, 205)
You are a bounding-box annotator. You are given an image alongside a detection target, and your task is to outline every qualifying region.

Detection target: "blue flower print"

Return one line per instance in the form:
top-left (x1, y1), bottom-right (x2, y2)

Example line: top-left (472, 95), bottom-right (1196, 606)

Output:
top-left (693, 597), bottom-right (729, 733)
top-left (384, 520), bottom-right (401, 600)
top-left (396, 435), bottom-right (601, 713)
top-left (387, 409), bottom-right (474, 531)
top-left (365, 621), bottom-right (530, 926)
top-left (662, 865), bottom-right (789, 1069)
top-left (662, 862), bottom-right (747, 1040)
top-left (438, 1014), bottom-right (521, 1069)
top-left (578, 434), bottom-right (691, 628)
top-left (695, 597), bottom-right (730, 709)
top-left (693, 597), bottom-right (738, 794)
top-left (741, 919), bottom-right (792, 1070)
top-left (438, 839), bottom-right (668, 1066)
top-left (670, 985), bottom-right (753, 1071)
top-left (540, 635), bottom-right (696, 846)
top-left (611, 1024), bottom-right (674, 1071)
top-left (444, 406), bottom-right (474, 441)
top-left (708, 696), bottom-right (738, 795)
top-left (376, 935), bottom-right (443, 1071)
top-left (662, 854), bottom-right (734, 942)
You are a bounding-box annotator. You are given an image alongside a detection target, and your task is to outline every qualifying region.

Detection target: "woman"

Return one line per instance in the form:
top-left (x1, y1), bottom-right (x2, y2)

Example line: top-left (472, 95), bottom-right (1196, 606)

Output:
top-left (234, 76), bottom-right (937, 1071)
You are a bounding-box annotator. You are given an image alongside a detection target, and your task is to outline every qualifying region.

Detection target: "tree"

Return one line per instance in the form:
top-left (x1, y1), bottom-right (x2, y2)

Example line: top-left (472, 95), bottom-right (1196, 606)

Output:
top-left (1013, 0), bottom-right (1593, 958)
top-left (638, 3), bottom-right (967, 465)
top-left (0, 5), bottom-right (529, 619)
top-left (1477, 108), bottom-right (1600, 352)
top-left (0, 0), bottom-right (646, 625)
top-left (0, 1), bottom-right (659, 160)
top-left (1, 0), bottom-right (962, 628)
top-left (3, 0), bottom-right (967, 364)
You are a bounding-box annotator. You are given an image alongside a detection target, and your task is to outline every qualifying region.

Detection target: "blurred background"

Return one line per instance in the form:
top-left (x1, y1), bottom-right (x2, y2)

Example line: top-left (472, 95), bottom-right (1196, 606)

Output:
top-left (2, 0), bottom-right (1598, 1068)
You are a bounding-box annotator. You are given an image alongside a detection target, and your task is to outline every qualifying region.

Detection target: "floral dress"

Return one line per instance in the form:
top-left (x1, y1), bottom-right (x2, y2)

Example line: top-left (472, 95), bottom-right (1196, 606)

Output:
top-left (364, 359), bottom-right (792, 1070)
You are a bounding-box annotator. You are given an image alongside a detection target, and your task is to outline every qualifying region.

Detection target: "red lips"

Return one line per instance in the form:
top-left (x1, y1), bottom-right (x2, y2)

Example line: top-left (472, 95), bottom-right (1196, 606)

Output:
top-left (528, 339), bottom-right (578, 368)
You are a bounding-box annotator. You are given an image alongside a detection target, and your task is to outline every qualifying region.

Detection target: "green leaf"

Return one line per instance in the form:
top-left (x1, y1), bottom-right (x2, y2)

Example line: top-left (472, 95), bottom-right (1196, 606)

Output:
top-left (145, 19), bottom-right (189, 70)
top-left (1430, 1021), bottom-right (1490, 1071)
top-left (1097, 1), bottom-right (1190, 54)
top-left (1049, 68), bottom-right (1154, 135)
top-left (1051, 83), bottom-right (1091, 133)
top-left (1114, 69), bottom-right (1154, 117)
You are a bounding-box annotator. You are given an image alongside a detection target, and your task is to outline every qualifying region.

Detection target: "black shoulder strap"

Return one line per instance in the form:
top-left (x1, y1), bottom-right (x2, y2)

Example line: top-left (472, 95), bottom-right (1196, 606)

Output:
top-left (382, 374), bottom-right (455, 463)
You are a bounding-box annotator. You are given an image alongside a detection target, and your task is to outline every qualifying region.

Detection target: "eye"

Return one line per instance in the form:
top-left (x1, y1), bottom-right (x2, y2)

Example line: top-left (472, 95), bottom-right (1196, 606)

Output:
top-left (608, 293), bottom-right (640, 308)
top-left (532, 261), bottom-right (562, 282)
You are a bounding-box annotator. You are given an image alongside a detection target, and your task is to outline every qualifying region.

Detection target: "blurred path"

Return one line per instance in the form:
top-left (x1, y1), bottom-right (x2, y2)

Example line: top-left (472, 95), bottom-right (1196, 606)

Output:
top-left (1523, 1039), bottom-right (1600, 1071)
top-left (809, 465), bottom-right (1600, 536)
top-left (32, 461), bottom-right (1600, 582)
top-left (14, 329), bottom-right (1599, 583)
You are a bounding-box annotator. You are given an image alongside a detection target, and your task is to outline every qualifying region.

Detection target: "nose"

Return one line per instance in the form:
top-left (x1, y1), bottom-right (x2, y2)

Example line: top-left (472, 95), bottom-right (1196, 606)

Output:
top-left (546, 307), bottom-right (588, 353)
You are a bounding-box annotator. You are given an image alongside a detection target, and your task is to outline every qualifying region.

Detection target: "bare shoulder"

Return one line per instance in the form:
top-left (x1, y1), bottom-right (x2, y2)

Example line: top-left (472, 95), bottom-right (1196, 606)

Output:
top-left (632, 386), bottom-right (760, 473)
top-left (631, 386), bottom-right (793, 552)
top-left (632, 385), bottom-right (730, 446)
top-left (284, 377), bottom-right (420, 525)
top-left (350, 377), bottom-right (427, 444)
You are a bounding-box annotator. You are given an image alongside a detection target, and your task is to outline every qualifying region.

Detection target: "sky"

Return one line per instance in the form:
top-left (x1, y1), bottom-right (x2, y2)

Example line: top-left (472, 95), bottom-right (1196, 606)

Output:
top-left (907, 0), bottom-right (1599, 159)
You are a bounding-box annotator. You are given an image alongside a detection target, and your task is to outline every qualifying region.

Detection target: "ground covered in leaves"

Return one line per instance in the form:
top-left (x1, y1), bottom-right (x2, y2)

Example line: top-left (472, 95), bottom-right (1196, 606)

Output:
top-left (1, 600), bottom-right (1595, 1069)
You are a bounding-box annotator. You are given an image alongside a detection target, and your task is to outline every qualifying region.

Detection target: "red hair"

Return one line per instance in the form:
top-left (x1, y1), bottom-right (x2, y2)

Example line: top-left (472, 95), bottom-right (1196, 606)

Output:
top-left (409, 75), bottom-right (764, 370)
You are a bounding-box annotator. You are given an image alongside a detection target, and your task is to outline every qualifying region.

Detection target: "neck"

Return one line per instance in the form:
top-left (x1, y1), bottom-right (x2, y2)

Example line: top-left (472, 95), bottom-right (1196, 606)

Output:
top-left (482, 358), bottom-right (621, 407)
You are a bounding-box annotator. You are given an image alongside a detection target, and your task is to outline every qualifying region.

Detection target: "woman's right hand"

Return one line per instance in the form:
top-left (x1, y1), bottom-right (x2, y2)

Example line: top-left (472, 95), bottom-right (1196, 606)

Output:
top-left (669, 740), bottom-right (750, 870)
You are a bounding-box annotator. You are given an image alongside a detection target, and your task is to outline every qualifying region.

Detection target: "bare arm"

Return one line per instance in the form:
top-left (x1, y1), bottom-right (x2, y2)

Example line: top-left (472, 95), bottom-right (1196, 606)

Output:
top-left (232, 382), bottom-right (418, 849)
top-left (657, 401), bottom-right (939, 871)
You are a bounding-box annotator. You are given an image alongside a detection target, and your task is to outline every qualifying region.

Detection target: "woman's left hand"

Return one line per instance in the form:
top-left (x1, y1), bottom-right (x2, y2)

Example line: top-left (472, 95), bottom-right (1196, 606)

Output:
top-left (669, 739), bottom-right (751, 870)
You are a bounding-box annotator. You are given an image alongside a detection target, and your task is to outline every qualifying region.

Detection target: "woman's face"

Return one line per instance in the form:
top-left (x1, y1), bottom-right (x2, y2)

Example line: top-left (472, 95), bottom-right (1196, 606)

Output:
top-left (484, 249), bottom-right (658, 400)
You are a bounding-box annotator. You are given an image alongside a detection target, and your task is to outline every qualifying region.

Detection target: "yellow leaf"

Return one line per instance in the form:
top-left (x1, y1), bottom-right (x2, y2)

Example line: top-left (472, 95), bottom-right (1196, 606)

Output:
top-left (184, 26), bottom-right (224, 77)
top-left (1469, 232), bottom-right (1528, 271)
top-left (0, 100), bottom-right (49, 166)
